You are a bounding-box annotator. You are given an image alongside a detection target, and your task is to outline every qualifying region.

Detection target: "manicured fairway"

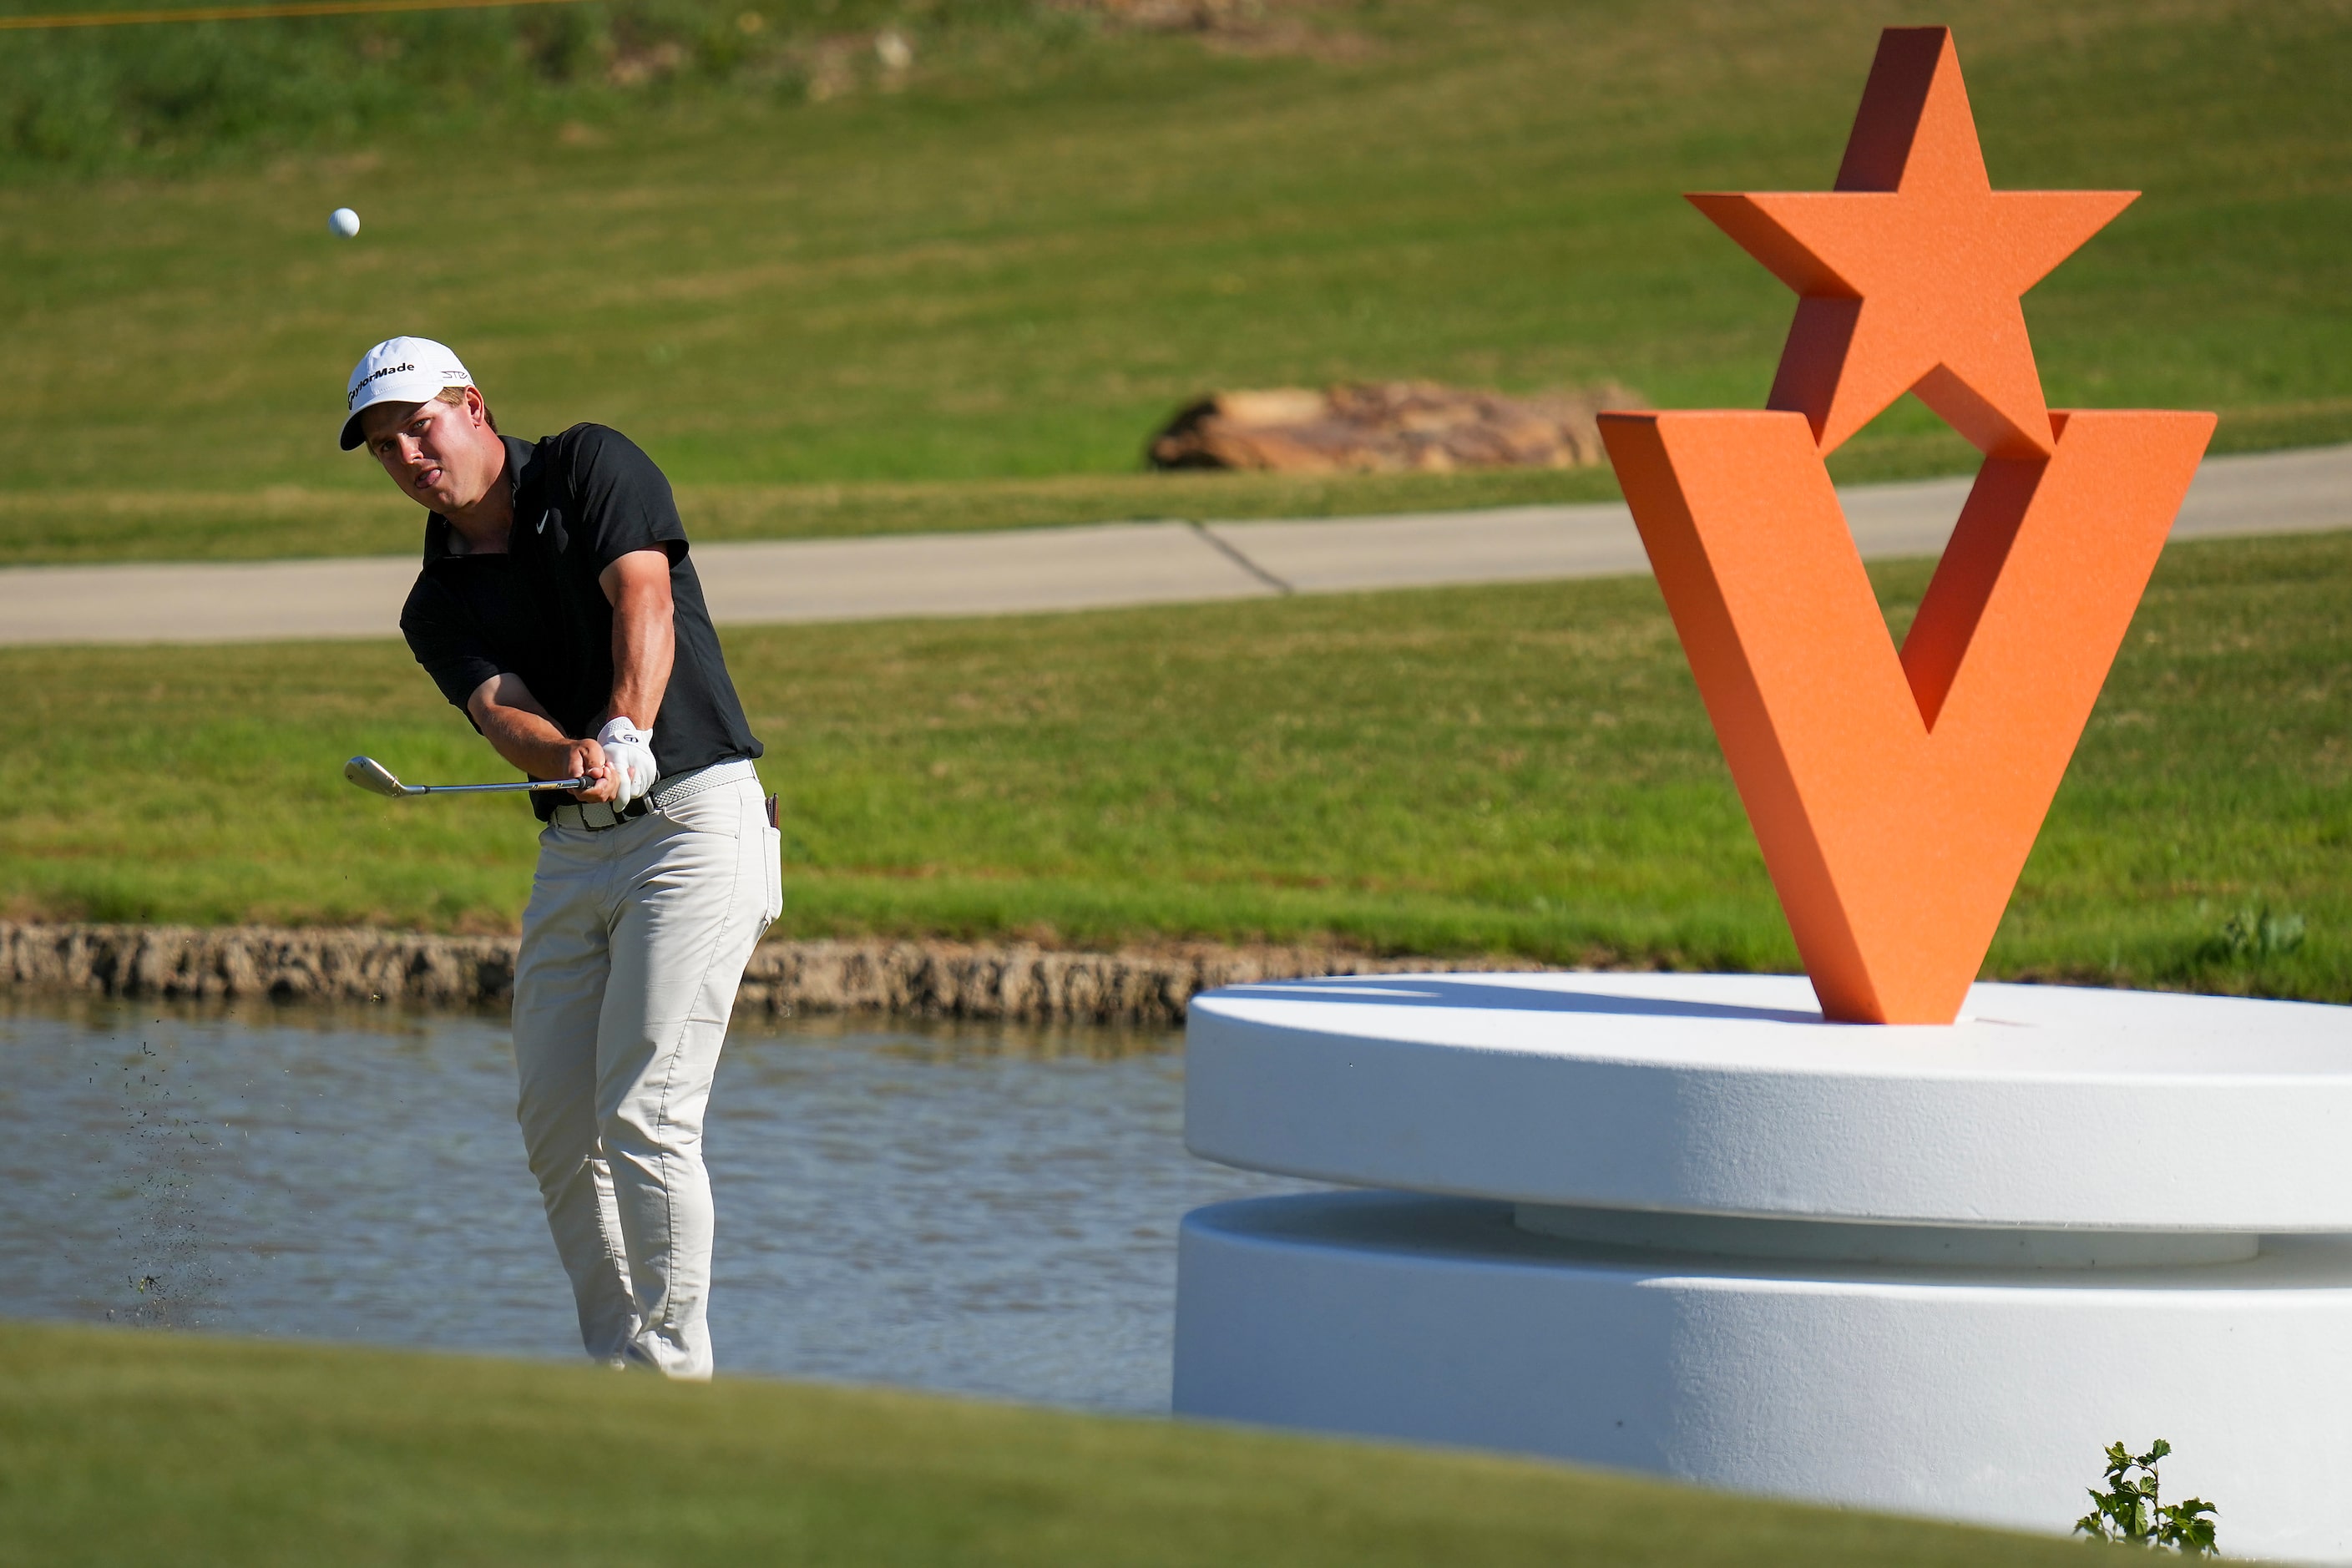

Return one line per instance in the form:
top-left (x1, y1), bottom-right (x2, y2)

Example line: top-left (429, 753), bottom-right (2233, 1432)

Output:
top-left (0, 1320), bottom-right (2102, 1565)
top-left (0, 0), bottom-right (2346, 562)
top-left (4, 528), bottom-right (2344, 1002)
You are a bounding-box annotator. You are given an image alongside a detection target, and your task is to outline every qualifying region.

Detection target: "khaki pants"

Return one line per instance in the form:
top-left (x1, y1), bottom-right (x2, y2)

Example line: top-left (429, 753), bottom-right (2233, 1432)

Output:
top-left (511, 761), bottom-right (780, 1378)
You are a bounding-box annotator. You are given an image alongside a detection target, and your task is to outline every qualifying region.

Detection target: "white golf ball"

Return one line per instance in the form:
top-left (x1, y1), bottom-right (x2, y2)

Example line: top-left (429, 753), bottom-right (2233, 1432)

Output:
top-left (329, 207), bottom-right (362, 239)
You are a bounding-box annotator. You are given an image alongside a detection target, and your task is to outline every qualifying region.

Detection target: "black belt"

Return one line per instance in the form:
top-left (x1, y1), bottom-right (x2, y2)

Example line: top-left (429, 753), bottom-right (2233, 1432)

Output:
top-left (548, 760), bottom-right (742, 832)
top-left (549, 796), bottom-right (650, 832)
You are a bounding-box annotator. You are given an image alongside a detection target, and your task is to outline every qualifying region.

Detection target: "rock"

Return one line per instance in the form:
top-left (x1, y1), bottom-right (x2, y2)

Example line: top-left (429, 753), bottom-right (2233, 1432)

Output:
top-left (1066, 0), bottom-right (1272, 33)
top-left (1148, 380), bottom-right (1643, 473)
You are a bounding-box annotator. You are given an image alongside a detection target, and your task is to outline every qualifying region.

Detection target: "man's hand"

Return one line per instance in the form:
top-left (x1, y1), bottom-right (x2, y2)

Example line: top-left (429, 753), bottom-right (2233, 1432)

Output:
top-left (560, 738), bottom-right (617, 803)
top-left (597, 717), bottom-right (659, 809)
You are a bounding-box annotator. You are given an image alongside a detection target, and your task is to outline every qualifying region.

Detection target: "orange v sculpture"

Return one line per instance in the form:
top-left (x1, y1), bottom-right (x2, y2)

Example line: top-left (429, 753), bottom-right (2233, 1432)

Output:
top-left (1598, 27), bottom-right (2213, 1024)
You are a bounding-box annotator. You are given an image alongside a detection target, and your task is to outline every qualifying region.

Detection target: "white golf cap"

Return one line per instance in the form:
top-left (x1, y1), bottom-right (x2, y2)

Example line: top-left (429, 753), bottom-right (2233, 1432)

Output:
top-left (340, 335), bottom-right (474, 451)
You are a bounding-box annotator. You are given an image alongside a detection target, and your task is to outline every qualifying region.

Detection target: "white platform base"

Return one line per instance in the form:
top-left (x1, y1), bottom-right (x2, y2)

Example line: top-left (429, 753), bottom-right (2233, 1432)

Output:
top-left (1175, 975), bottom-right (2352, 1557)
top-left (1176, 1191), bottom-right (2352, 1560)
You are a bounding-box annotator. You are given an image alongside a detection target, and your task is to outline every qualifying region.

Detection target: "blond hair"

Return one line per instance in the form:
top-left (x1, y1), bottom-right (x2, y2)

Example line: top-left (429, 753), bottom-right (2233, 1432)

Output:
top-left (435, 383), bottom-right (498, 432)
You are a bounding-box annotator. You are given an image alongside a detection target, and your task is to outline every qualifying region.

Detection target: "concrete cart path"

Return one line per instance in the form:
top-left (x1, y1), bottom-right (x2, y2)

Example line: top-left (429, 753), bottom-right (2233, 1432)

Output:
top-left (2, 442), bottom-right (2345, 647)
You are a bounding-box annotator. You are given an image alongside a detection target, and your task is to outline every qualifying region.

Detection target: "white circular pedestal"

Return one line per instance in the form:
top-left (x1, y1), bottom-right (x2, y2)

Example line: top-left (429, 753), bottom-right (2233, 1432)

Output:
top-left (1171, 974), bottom-right (2352, 1560)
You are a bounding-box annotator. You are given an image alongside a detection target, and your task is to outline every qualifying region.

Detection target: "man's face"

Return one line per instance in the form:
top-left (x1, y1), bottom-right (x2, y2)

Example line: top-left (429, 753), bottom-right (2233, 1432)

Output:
top-left (360, 391), bottom-right (499, 513)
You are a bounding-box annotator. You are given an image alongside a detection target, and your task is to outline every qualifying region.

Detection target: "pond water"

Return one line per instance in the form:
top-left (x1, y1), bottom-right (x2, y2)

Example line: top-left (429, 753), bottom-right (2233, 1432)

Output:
top-left (0, 996), bottom-right (1314, 1413)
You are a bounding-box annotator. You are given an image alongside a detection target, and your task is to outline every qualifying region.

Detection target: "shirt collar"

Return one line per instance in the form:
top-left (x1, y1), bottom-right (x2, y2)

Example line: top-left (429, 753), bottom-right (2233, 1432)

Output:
top-left (421, 435), bottom-right (541, 563)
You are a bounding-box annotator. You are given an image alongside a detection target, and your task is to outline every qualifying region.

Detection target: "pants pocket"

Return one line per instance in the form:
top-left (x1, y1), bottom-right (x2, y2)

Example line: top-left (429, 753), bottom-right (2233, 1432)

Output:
top-left (658, 785), bottom-right (742, 837)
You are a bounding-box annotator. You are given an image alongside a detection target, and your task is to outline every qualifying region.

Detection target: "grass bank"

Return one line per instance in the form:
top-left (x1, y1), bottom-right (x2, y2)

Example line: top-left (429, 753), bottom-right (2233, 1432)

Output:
top-left (4, 529), bottom-right (2344, 1002)
top-left (0, 1320), bottom-right (2101, 1565)
top-left (0, 0), bottom-right (2345, 561)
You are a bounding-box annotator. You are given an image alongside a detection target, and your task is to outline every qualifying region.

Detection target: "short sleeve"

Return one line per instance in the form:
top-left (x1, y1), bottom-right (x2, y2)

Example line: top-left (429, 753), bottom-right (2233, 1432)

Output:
top-left (399, 578), bottom-right (503, 727)
top-left (560, 424), bottom-right (687, 570)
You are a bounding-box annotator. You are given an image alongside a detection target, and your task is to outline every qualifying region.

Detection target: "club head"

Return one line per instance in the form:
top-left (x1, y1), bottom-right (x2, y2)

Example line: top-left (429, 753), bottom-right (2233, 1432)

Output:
top-left (343, 756), bottom-right (412, 798)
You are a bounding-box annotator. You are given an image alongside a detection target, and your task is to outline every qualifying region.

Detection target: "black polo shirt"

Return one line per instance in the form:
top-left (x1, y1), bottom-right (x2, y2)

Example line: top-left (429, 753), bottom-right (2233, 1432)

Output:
top-left (399, 425), bottom-right (762, 820)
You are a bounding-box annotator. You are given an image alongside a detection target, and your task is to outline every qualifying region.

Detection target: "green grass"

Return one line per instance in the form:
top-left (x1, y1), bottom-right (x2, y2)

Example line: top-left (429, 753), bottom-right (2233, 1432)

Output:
top-left (0, 0), bottom-right (2346, 562)
top-left (0, 1321), bottom-right (2104, 1566)
top-left (6, 529), bottom-right (2346, 1002)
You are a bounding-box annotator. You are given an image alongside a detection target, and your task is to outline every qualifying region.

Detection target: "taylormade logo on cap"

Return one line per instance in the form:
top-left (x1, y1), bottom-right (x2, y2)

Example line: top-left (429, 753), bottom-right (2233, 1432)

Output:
top-left (339, 335), bottom-right (474, 451)
top-left (346, 361), bottom-right (417, 408)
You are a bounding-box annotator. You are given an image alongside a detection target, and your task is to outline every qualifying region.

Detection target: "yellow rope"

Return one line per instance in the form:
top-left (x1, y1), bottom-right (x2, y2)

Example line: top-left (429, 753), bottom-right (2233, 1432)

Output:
top-left (1, 0), bottom-right (581, 29)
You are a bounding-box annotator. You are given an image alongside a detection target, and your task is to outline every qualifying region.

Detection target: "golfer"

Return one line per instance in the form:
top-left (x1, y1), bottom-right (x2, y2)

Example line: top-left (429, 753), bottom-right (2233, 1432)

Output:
top-left (343, 336), bottom-right (781, 1379)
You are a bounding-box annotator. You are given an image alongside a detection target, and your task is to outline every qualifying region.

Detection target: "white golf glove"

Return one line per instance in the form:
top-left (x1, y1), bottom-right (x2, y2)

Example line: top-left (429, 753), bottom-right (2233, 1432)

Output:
top-left (597, 716), bottom-right (660, 810)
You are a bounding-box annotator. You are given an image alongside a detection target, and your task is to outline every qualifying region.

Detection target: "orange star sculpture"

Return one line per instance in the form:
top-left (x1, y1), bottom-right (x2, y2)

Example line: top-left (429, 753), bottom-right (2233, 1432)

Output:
top-left (1687, 28), bottom-right (2135, 458)
top-left (1597, 28), bottom-right (2214, 1024)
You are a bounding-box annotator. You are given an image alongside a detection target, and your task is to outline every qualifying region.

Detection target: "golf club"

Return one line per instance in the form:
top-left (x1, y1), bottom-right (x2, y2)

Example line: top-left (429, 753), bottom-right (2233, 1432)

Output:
top-left (344, 756), bottom-right (591, 798)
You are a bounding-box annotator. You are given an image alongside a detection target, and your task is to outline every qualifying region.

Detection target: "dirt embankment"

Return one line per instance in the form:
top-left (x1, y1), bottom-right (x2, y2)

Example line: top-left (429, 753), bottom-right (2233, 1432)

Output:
top-left (0, 923), bottom-right (1552, 1027)
top-left (1148, 381), bottom-right (1641, 473)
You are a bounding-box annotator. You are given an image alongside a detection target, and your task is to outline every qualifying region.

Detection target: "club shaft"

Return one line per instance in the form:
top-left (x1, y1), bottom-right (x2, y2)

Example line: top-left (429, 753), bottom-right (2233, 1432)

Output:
top-left (407, 776), bottom-right (591, 795)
